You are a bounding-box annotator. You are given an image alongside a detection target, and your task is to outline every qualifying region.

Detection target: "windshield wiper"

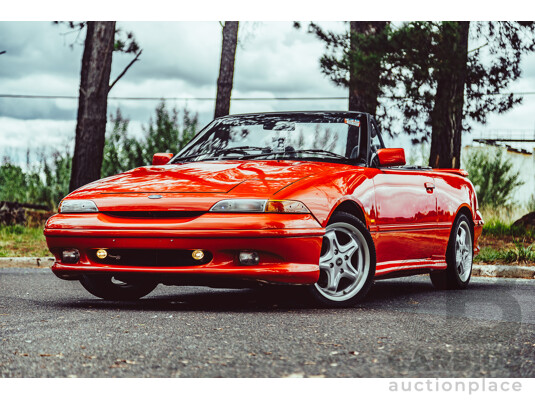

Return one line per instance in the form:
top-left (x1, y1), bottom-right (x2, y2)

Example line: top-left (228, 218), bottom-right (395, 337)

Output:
top-left (172, 146), bottom-right (267, 163)
top-left (215, 146), bottom-right (266, 155)
top-left (281, 149), bottom-right (348, 159)
top-left (171, 152), bottom-right (214, 163)
top-left (237, 149), bottom-right (348, 160)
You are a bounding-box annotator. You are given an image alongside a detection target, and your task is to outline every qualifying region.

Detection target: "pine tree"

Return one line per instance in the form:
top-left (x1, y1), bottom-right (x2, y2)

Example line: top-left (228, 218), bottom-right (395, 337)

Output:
top-left (215, 21), bottom-right (239, 118)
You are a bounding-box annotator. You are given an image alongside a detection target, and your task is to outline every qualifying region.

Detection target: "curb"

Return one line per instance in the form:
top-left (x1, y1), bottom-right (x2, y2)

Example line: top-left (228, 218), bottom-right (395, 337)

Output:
top-left (472, 264), bottom-right (535, 279)
top-left (0, 257), bottom-right (55, 269)
top-left (0, 257), bottom-right (533, 279)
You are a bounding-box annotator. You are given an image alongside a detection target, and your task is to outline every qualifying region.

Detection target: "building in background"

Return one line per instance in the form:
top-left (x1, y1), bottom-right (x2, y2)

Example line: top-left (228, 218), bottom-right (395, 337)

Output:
top-left (464, 129), bottom-right (535, 207)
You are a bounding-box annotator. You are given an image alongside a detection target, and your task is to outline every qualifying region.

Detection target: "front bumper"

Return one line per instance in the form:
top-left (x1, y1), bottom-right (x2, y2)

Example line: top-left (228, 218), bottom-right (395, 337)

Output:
top-left (44, 213), bottom-right (324, 285)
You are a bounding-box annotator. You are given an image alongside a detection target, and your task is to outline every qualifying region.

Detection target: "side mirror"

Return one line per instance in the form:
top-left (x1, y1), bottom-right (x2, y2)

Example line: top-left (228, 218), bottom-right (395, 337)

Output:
top-left (377, 148), bottom-right (405, 167)
top-left (152, 153), bottom-right (173, 166)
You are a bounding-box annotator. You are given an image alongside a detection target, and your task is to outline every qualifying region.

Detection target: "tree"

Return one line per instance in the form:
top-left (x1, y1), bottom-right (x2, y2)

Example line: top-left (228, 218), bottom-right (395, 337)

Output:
top-left (297, 21), bottom-right (391, 117)
top-left (142, 102), bottom-right (198, 165)
top-left (101, 109), bottom-right (144, 177)
top-left (304, 21), bottom-right (535, 167)
top-left (214, 21), bottom-right (239, 118)
top-left (429, 22), bottom-right (470, 169)
top-left (0, 147), bottom-right (71, 209)
top-left (57, 22), bottom-right (142, 191)
top-left (390, 21), bottom-right (535, 168)
top-left (102, 103), bottom-right (199, 176)
top-left (70, 22), bottom-right (116, 192)
top-left (348, 22), bottom-right (388, 114)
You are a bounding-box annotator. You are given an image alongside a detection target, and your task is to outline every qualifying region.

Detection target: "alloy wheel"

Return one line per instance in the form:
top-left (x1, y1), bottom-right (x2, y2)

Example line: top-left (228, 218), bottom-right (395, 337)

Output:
top-left (315, 222), bottom-right (370, 302)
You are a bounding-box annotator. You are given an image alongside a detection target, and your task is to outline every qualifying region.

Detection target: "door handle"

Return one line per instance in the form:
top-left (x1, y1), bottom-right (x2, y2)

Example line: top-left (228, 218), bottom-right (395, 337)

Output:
top-left (425, 182), bottom-right (435, 192)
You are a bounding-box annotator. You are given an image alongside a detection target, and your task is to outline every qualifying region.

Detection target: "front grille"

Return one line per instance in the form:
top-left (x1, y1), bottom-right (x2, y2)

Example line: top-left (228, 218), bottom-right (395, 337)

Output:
top-left (102, 211), bottom-right (205, 219)
top-left (88, 249), bottom-right (213, 267)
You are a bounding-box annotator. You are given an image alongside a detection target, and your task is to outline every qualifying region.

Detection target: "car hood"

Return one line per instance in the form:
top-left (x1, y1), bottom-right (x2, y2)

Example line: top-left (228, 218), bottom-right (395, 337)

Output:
top-left (65, 160), bottom-right (344, 212)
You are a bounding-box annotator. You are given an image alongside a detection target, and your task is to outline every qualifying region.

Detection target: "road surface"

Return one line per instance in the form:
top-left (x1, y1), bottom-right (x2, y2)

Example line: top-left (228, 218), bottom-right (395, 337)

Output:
top-left (1, 267), bottom-right (534, 377)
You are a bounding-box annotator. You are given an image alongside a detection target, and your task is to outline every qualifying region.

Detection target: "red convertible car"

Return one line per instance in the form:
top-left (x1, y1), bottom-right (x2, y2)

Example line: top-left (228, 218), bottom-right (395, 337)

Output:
top-left (44, 111), bottom-right (483, 306)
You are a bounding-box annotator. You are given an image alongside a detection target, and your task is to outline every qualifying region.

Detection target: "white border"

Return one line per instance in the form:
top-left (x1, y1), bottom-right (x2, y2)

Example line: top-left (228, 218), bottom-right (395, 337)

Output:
top-left (1, 0), bottom-right (534, 21)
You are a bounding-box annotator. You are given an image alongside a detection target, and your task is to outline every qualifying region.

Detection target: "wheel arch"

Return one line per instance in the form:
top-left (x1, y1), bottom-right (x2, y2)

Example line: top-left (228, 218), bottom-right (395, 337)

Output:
top-left (328, 200), bottom-right (367, 227)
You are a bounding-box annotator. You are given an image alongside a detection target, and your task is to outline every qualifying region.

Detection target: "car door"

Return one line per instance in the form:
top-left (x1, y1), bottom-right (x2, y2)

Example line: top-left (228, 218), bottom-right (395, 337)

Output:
top-left (369, 121), bottom-right (438, 268)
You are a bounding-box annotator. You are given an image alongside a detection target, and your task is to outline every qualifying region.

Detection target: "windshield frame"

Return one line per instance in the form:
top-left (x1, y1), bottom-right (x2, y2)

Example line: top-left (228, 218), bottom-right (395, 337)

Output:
top-left (170, 111), bottom-right (370, 166)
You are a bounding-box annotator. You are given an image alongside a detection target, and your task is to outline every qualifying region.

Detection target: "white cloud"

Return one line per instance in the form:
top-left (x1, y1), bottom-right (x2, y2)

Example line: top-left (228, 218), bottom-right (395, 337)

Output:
top-left (1, 20), bottom-right (535, 166)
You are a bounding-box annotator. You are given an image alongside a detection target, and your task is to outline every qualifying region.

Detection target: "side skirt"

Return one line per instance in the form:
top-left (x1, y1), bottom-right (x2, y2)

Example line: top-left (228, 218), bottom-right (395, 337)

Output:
top-left (374, 259), bottom-right (447, 278)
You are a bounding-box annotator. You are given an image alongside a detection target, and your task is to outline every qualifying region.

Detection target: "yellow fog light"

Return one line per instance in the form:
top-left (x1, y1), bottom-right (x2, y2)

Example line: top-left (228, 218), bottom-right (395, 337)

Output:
top-left (96, 249), bottom-right (108, 259)
top-left (192, 250), bottom-right (204, 260)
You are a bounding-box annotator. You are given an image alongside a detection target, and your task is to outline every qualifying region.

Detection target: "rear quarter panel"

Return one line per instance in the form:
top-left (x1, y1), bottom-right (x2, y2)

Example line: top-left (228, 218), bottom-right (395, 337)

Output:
top-left (431, 171), bottom-right (478, 257)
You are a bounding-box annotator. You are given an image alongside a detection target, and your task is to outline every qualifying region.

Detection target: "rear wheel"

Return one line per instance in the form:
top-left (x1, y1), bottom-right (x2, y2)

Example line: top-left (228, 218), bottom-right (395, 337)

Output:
top-left (308, 211), bottom-right (376, 307)
top-left (80, 274), bottom-right (157, 300)
top-left (430, 214), bottom-right (473, 290)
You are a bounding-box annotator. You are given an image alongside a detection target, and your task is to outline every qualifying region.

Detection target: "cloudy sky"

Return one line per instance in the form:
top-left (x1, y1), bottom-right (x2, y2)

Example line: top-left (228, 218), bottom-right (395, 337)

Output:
top-left (1, 20), bottom-right (535, 165)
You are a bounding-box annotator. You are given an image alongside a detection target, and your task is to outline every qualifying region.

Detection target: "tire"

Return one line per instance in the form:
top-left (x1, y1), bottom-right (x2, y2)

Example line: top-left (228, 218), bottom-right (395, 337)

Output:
top-left (308, 211), bottom-right (376, 307)
top-left (80, 274), bottom-right (157, 300)
top-left (430, 214), bottom-right (473, 290)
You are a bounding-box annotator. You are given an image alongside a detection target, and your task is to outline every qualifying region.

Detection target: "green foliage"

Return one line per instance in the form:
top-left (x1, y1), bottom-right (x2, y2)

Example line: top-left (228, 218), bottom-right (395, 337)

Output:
top-left (475, 243), bottom-right (535, 264)
top-left (303, 21), bottom-right (535, 145)
top-left (0, 148), bottom-right (72, 209)
top-left (387, 21), bottom-right (535, 142)
top-left (1, 102), bottom-right (199, 210)
top-left (102, 102), bottom-right (198, 176)
top-left (482, 218), bottom-right (534, 239)
top-left (141, 102), bottom-right (198, 165)
top-left (101, 109), bottom-right (144, 177)
top-left (300, 22), bottom-right (395, 128)
top-left (463, 148), bottom-right (523, 208)
top-left (40, 148), bottom-right (72, 208)
top-left (0, 163), bottom-right (30, 203)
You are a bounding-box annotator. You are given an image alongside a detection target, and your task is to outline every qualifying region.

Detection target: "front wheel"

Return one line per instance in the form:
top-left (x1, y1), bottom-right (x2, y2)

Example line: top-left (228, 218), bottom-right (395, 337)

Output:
top-left (308, 211), bottom-right (376, 307)
top-left (430, 214), bottom-right (473, 290)
top-left (80, 274), bottom-right (157, 300)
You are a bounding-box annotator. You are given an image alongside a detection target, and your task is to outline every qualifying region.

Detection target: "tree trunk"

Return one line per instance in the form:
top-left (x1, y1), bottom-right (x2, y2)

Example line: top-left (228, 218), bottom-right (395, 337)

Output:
top-left (69, 21), bottom-right (115, 192)
top-left (214, 21), bottom-right (239, 118)
top-left (348, 21), bottom-right (387, 115)
top-left (429, 21), bottom-right (470, 169)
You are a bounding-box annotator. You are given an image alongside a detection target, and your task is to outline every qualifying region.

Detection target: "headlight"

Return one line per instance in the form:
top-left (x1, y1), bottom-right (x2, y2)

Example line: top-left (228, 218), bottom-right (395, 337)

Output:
top-left (210, 199), bottom-right (267, 212)
top-left (59, 200), bottom-right (99, 213)
top-left (210, 199), bottom-right (310, 214)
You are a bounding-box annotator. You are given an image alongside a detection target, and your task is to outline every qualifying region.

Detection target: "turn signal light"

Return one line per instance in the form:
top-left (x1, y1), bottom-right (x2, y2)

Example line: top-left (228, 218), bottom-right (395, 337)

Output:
top-left (265, 200), bottom-right (309, 213)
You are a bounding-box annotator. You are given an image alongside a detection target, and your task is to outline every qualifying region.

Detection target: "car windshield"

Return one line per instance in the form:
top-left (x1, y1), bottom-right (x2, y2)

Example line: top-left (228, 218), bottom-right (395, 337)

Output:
top-left (172, 112), bottom-right (367, 164)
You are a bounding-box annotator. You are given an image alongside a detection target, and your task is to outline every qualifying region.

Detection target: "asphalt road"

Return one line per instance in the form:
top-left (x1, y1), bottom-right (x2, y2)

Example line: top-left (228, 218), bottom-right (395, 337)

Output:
top-left (1, 267), bottom-right (534, 378)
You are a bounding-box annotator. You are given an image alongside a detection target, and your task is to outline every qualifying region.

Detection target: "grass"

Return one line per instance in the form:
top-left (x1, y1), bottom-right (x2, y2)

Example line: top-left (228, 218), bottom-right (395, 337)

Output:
top-left (481, 218), bottom-right (534, 239)
top-left (475, 242), bottom-right (535, 264)
top-left (0, 224), bottom-right (51, 257)
top-left (474, 206), bottom-right (535, 265)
